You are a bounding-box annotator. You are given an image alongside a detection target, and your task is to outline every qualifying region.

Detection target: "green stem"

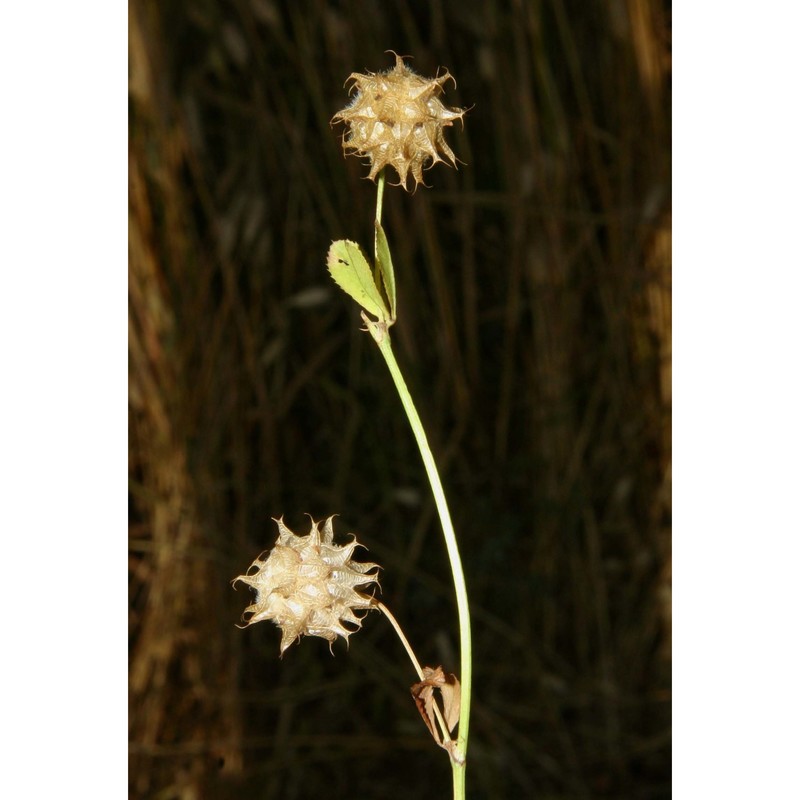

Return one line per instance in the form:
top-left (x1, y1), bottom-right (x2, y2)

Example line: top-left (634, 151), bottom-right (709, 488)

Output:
top-left (371, 168), bottom-right (471, 796)
top-left (374, 169), bottom-right (386, 258)
top-left (367, 322), bottom-right (472, 775)
top-left (452, 763), bottom-right (466, 800)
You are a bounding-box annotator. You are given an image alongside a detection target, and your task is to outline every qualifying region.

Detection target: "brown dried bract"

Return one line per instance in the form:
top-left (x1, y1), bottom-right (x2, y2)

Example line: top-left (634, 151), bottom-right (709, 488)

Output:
top-left (410, 665), bottom-right (461, 749)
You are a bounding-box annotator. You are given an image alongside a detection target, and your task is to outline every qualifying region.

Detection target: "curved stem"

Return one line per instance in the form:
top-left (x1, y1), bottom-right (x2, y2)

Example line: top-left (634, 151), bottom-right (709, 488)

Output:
top-left (370, 168), bottom-right (471, 797)
top-left (367, 322), bottom-right (472, 769)
top-left (375, 600), bottom-right (425, 680)
top-left (375, 601), bottom-right (454, 749)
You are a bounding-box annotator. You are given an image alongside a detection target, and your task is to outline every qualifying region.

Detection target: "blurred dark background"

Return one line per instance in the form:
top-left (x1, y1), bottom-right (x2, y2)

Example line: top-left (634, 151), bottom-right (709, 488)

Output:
top-left (129, 1), bottom-right (671, 797)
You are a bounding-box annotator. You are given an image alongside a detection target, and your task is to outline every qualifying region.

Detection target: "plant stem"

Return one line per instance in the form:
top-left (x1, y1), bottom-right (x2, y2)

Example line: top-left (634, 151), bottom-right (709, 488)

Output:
top-left (376, 601), bottom-right (454, 748)
top-left (375, 600), bottom-right (425, 679)
top-left (371, 330), bottom-right (472, 762)
top-left (371, 169), bottom-right (471, 796)
top-left (370, 328), bottom-right (471, 797)
top-left (374, 169), bottom-right (386, 257)
top-left (378, 331), bottom-right (472, 744)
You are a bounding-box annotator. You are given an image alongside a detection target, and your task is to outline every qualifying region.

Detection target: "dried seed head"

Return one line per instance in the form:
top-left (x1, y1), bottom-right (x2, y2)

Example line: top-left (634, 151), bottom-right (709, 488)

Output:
top-left (332, 53), bottom-right (466, 190)
top-left (233, 516), bottom-right (380, 655)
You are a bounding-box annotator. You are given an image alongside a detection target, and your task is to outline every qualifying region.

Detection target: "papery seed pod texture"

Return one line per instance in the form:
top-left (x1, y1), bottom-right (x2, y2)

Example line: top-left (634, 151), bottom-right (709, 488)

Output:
top-left (233, 516), bottom-right (380, 655)
top-left (333, 54), bottom-right (466, 190)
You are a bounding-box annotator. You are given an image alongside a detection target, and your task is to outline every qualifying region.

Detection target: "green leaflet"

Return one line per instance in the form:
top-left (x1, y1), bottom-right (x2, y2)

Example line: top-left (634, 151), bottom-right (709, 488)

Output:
top-left (374, 221), bottom-right (397, 322)
top-left (327, 239), bottom-right (389, 322)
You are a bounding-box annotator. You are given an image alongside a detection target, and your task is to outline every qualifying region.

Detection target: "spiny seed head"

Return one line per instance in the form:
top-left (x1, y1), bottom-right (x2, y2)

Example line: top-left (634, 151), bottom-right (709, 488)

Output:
top-left (233, 516), bottom-right (380, 655)
top-left (332, 53), bottom-right (466, 190)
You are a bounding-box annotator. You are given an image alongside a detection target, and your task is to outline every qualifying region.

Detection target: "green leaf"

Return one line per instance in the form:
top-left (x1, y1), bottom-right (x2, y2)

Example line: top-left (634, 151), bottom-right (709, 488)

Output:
top-left (327, 239), bottom-right (389, 322)
top-left (374, 221), bottom-right (397, 321)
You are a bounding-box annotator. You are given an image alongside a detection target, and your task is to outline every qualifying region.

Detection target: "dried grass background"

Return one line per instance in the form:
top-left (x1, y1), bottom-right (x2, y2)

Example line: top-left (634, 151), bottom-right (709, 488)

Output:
top-left (129, 1), bottom-right (671, 798)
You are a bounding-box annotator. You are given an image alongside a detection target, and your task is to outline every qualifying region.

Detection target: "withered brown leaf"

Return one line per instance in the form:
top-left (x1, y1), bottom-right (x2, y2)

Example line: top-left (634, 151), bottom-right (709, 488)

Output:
top-left (410, 666), bottom-right (461, 750)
